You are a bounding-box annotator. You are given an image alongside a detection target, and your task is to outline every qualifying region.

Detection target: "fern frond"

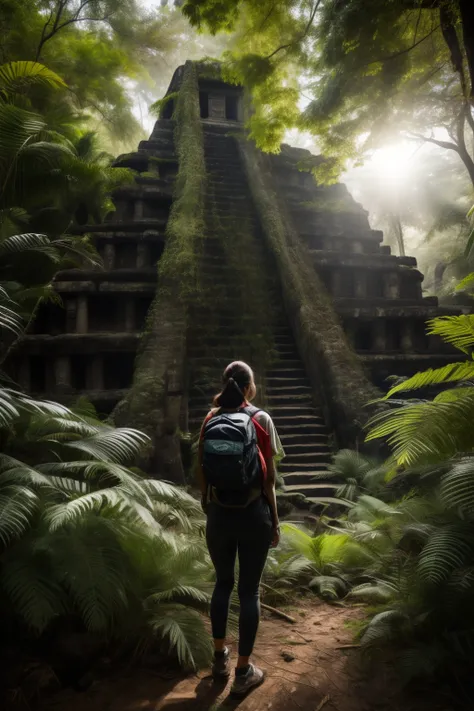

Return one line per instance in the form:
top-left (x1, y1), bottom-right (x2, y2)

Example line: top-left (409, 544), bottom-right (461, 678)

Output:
top-left (426, 315), bottom-right (474, 355)
top-left (43, 488), bottom-right (137, 531)
top-left (360, 610), bottom-right (407, 646)
top-left (439, 458), bottom-right (474, 516)
top-left (366, 391), bottom-right (474, 466)
top-left (62, 427), bottom-right (149, 463)
top-left (384, 362), bottom-right (474, 398)
top-left (0, 485), bottom-right (39, 547)
top-left (350, 581), bottom-right (396, 603)
top-left (1, 547), bottom-right (68, 632)
top-left (147, 605), bottom-right (212, 670)
top-left (309, 575), bottom-right (348, 600)
top-left (418, 524), bottom-right (474, 584)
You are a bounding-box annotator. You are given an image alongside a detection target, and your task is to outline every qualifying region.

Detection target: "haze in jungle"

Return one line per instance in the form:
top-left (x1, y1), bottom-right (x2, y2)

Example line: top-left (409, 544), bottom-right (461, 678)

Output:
top-left (4, 2), bottom-right (474, 710)
top-left (132, 0), bottom-right (474, 297)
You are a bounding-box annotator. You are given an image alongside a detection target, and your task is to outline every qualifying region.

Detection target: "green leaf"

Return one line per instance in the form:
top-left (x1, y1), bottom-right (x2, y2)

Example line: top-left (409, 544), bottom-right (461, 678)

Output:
top-left (418, 525), bottom-right (474, 584)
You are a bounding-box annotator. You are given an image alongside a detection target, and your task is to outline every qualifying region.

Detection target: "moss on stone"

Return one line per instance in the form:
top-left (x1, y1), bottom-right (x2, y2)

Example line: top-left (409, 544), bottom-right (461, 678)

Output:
top-left (112, 61), bottom-right (206, 481)
top-left (238, 138), bottom-right (381, 447)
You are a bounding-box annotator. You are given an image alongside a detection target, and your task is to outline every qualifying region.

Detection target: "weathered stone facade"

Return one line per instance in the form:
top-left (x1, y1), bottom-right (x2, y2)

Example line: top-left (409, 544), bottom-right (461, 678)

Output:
top-left (8, 62), bottom-right (461, 498)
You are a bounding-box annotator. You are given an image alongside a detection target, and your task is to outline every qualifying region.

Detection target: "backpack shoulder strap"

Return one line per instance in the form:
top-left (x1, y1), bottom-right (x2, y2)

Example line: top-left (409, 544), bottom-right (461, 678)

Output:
top-left (241, 404), bottom-right (261, 419)
top-left (200, 410), bottom-right (217, 440)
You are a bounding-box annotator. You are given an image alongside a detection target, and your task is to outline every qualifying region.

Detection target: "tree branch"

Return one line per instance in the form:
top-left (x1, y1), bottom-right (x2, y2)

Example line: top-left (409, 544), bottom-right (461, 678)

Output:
top-left (406, 131), bottom-right (460, 152)
top-left (265, 0), bottom-right (321, 60)
top-left (360, 26), bottom-right (440, 69)
top-left (35, 0), bottom-right (114, 61)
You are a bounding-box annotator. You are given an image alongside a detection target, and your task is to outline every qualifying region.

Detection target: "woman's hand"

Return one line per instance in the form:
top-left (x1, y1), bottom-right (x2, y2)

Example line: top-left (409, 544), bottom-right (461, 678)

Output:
top-left (271, 524), bottom-right (280, 548)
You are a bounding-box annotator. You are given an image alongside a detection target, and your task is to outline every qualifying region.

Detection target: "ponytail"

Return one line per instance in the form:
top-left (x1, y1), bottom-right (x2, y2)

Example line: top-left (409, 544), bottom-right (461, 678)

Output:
top-left (212, 360), bottom-right (255, 409)
top-left (214, 377), bottom-right (245, 409)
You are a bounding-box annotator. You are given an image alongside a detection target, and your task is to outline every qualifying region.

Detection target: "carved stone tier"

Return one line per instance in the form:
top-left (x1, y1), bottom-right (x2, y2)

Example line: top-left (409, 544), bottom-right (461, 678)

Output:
top-left (19, 333), bottom-right (141, 354)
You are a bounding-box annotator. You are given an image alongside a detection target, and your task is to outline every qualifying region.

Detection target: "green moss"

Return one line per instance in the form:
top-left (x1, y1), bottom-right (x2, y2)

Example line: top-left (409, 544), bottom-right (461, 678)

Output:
top-left (112, 62), bottom-right (206, 478)
top-left (238, 138), bottom-right (380, 446)
top-left (195, 59), bottom-right (224, 81)
top-left (149, 156), bottom-right (178, 165)
top-left (149, 91), bottom-right (178, 118)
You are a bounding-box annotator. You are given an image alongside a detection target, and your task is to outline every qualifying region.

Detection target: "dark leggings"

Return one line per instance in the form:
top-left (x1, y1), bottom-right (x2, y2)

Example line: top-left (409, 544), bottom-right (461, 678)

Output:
top-left (206, 496), bottom-right (273, 657)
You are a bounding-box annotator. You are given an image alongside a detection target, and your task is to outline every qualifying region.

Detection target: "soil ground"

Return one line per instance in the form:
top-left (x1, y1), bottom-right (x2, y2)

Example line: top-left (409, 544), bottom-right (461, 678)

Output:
top-left (39, 602), bottom-right (455, 711)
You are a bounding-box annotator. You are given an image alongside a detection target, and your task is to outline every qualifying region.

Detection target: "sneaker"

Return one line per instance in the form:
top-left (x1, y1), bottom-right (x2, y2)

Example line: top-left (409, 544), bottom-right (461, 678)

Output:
top-left (212, 647), bottom-right (230, 680)
top-left (230, 664), bottom-right (265, 696)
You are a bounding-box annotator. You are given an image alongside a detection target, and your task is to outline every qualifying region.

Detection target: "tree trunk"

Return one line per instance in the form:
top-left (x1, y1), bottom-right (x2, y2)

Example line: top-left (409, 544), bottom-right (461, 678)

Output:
top-left (458, 0), bottom-right (474, 102)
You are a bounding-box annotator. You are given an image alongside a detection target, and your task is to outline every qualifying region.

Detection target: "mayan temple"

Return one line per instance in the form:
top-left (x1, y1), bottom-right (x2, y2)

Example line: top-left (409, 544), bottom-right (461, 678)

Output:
top-left (9, 61), bottom-right (460, 502)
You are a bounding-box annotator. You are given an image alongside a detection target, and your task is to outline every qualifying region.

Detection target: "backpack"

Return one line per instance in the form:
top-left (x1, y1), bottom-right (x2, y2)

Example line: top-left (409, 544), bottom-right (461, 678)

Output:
top-left (202, 405), bottom-right (263, 506)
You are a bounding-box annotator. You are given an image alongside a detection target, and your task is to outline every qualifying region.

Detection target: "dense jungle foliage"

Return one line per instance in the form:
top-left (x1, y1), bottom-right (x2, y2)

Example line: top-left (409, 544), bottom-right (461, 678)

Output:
top-left (3, 0), bottom-right (474, 707)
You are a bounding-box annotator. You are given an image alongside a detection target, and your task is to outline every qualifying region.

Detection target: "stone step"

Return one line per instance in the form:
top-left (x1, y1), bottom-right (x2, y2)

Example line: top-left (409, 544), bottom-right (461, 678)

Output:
top-left (267, 367), bottom-right (307, 379)
top-left (280, 431), bottom-right (329, 445)
top-left (272, 417), bottom-right (328, 433)
top-left (267, 377), bottom-right (310, 388)
top-left (284, 482), bottom-right (336, 496)
top-left (280, 461), bottom-right (330, 472)
top-left (270, 359), bottom-right (304, 370)
top-left (275, 348), bottom-right (300, 358)
top-left (283, 450), bottom-right (332, 463)
top-left (282, 473), bottom-right (336, 487)
top-left (283, 444), bottom-right (330, 457)
top-left (267, 394), bottom-right (313, 407)
top-left (267, 385), bottom-right (312, 396)
top-left (269, 404), bottom-right (323, 418)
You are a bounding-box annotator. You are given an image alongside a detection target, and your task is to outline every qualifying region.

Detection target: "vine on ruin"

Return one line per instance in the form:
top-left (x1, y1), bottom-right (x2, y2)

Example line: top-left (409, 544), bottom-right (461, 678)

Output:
top-left (112, 61), bottom-right (206, 474)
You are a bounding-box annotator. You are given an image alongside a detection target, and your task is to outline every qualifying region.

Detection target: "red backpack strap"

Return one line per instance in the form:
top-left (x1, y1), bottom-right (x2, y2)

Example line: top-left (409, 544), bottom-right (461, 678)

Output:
top-left (199, 411), bottom-right (215, 441)
top-left (241, 406), bottom-right (270, 482)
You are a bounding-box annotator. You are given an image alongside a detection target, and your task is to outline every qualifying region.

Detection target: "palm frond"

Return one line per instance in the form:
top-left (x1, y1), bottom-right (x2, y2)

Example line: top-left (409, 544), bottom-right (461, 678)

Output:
top-left (328, 449), bottom-right (374, 481)
top-left (62, 428), bottom-right (149, 463)
top-left (350, 581), bottom-right (396, 603)
top-left (439, 458), bottom-right (474, 516)
top-left (366, 390), bottom-right (474, 466)
top-left (418, 524), bottom-right (474, 584)
top-left (360, 610), bottom-right (408, 646)
top-left (0, 61), bottom-right (66, 99)
top-left (1, 547), bottom-right (68, 632)
top-left (384, 361), bottom-right (474, 398)
top-left (43, 488), bottom-right (141, 531)
top-left (426, 315), bottom-right (474, 355)
top-left (309, 574), bottom-right (348, 600)
top-left (0, 485), bottom-right (39, 548)
top-left (147, 604), bottom-right (212, 670)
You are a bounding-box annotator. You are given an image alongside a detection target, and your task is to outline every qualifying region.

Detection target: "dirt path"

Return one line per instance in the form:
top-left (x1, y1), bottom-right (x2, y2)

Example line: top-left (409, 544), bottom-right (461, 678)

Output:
top-left (40, 603), bottom-right (454, 711)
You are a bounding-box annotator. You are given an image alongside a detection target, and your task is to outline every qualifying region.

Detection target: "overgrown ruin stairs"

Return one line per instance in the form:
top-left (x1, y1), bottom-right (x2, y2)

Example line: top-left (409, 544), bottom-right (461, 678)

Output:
top-left (187, 123), bottom-right (334, 502)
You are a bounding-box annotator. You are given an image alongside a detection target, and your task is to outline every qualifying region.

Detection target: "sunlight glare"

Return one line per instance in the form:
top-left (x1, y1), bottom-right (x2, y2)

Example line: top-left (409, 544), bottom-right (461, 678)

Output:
top-left (369, 142), bottom-right (417, 186)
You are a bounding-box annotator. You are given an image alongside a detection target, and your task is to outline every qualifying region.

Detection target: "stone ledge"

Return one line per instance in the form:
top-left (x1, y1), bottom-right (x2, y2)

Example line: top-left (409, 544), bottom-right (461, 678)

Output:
top-left (334, 296), bottom-right (440, 310)
top-left (75, 219), bottom-right (168, 235)
top-left (299, 229), bottom-right (384, 243)
top-left (19, 333), bottom-right (141, 355)
top-left (54, 268), bottom-right (157, 283)
top-left (113, 184), bottom-right (173, 200)
top-left (53, 280), bottom-right (155, 293)
top-left (360, 353), bottom-right (459, 363)
top-left (78, 230), bottom-right (166, 242)
top-left (310, 251), bottom-right (417, 269)
top-left (337, 304), bottom-right (461, 318)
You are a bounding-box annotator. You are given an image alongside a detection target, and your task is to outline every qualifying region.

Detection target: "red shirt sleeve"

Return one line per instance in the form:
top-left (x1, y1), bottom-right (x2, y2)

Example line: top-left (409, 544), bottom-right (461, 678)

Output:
top-left (253, 419), bottom-right (272, 462)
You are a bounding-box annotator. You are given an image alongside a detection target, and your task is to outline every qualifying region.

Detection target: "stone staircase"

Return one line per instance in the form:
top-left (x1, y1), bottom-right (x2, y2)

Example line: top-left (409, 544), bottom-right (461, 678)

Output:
top-left (267, 324), bottom-right (335, 501)
top-left (187, 122), bottom-right (334, 502)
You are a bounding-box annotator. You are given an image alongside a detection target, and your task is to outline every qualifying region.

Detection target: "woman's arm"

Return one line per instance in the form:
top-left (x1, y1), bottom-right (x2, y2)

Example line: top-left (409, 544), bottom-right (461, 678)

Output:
top-left (263, 457), bottom-right (280, 547)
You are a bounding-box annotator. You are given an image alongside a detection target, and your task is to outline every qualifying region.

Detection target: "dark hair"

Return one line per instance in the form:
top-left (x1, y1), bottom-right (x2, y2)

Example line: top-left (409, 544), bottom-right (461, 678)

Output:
top-left (213, 361), bottom-right (255, 409)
